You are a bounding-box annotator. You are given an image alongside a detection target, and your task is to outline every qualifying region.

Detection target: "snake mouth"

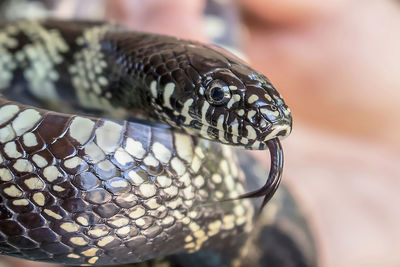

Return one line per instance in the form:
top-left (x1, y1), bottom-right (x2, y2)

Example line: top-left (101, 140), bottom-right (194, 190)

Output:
top-left (259, 122), bottom-right (292, 142)
top-left (237, 137), bottom-right (284, 212)
top-left (197, 122), bottom-right (278, 150)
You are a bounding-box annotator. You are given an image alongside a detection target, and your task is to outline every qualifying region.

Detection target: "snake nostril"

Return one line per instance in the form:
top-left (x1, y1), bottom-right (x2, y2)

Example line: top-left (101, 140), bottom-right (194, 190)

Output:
top-left (259, 118), bottom-right (270, 129)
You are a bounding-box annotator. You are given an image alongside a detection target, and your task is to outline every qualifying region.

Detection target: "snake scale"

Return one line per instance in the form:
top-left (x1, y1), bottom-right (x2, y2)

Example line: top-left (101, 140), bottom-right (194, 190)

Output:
top-left (0, 19), bottom-right (293, 266)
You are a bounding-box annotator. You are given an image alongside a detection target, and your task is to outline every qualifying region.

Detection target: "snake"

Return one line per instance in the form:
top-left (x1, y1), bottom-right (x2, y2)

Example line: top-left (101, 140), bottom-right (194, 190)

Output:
top-left (0, 19), bottom-right (293, 265)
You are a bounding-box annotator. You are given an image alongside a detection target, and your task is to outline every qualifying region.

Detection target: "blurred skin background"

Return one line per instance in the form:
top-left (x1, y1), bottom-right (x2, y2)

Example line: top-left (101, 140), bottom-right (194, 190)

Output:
top-left (1, 0), bottom-right (400, 266)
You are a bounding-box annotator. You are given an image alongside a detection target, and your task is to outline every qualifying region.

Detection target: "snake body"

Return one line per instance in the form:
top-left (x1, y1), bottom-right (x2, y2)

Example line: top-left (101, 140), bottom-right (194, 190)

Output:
top-left (0, 20), bottom-right (292, 265)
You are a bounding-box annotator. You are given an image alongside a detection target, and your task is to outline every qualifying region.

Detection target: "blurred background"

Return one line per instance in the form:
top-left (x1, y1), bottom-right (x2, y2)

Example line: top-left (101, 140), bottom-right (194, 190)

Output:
top-left (1, 0), bottom-right (399, 266)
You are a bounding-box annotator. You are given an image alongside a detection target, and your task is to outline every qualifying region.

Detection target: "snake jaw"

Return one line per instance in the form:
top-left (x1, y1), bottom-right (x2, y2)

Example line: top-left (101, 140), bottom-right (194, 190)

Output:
top-left (237, 137), bottom-right (284, 213)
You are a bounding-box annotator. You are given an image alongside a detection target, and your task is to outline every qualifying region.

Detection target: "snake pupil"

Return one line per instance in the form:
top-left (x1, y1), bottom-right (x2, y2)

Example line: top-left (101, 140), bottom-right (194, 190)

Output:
top-left (210, 87), bottom-right (224, 102)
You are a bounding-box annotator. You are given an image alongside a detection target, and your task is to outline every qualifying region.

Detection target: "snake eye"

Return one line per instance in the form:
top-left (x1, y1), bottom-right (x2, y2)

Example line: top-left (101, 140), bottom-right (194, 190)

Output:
top-left (205, 80), bottom-right (231, 105)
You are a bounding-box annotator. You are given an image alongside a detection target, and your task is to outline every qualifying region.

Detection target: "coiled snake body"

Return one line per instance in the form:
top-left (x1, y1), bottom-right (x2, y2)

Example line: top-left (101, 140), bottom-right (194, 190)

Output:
top-left (0, 20), bottom-right (292, 265)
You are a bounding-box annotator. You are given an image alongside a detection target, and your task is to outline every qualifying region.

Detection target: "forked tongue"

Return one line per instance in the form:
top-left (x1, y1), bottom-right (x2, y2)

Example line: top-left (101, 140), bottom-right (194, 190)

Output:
top-left (237, 138), bottom-right (284, 214)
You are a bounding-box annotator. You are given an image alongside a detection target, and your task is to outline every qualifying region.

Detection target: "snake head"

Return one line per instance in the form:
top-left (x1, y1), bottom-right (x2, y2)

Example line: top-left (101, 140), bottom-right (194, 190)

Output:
top-left (145, 40), bottom-right (292, 149)
top-left (171, 43), bottom-right (292, 149)
top-left (200, 64), bottom-right (292, 149)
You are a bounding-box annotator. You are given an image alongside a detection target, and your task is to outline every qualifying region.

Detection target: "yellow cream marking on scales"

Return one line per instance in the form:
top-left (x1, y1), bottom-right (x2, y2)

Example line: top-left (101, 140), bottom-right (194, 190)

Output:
top-left (246, 125), bottom-right (257, 140)
top-left (125, 138), bottom-right (146, 159)
top-left (69, 236), bottom-right (88, 246)
top-left (32, 192), bottom-right (45, 206)
top-left (12, 109), bottom-right (41, 136)
top-left (109, 179), bottom-right (129, 188)
top-left (139, 183), bottom-right (157, 198)
top-left (88, 257), bottom-right (99, 264)
top-left (3, 185), bottom-right (23, 197)
top-left (143, 155), bottom-right (159, 167)
top-left (42, 166), bottom-right (62, 182)
top-left (163, 185), bottom-right (178, 197)
top-left (32, 154), bottom-right (48, 168)
top-left (200, 101), bottom-right (210, 137)
top-left (76, 216), bottom-right (89, 226)
top-left (114, 148), bottom-right (134, 166)
top-left (108, 217), bottom-right (130, 228)
top-left (263, 124), bottom-right (291, 140)
top-left (227, 94), bottom-right (241, 109)
top-left (0, 168), bottom-right (13, 181)
top-left (174, 133), bottom-right (193, 163)
top-left (53, 185), bottom-right (65, 192)
top-left (69, 24), bottom-right (116, 111)
top-left (150, 80), bottom-right (158, 98)
top-left (4, 141), bottom-right (22, 158)
top-left (163, 82), bottom-right (175, 109)
top-left (60, 222), bottom-right (79, 232)
top-left (247, 110), bottom-right (256, 121)
top-left (129, 206), bottom-right (146, 219)
top-left (88, 228), bottom-right (109, 238)
top-left (69, 117), bottom-right (95, 145)
top-left (156, 175), bottom-right (172, 187)
top-left (0, 26), bottom-right (18, 90)
top-left (84, 142), bottom-right (106, 163)
top-left (13, 159), bottom-right (33, 172)
top-left (63, 156), bottom-right (84, 169)
top-left (95, 120), bottom-right (123, 153)
top-left (97, 236), bottom-right (114, 247)
top-left (261, 108), bottom-right (280, 118)
top-left (0, 105), bottom-right (19, 124)
top-left (13, 199), bottom-right (29, 206)
top-left (152, 142), bottom-right (172, 164)
top-left (67, 254), bottom-right (80, 259)
top-left (22, 132), bottom-right (38, 147)
top-left (43, 209), bottom-right (63, 220)
top-left (0, 22), bottom-right (68, 100)
top-left (247, 94), bottom-right (259, 104)
top-left (181, 99), bottom-right (194, 124)
top-left (0, 125), bottom-right (15, 143)
top-left (24, 177), bottom-right (44, 190)
top-left (171, 157), bottom-right (186, 176)
top-left (127, 170), bottom-right (145, 185)
top-left (81, 248), bottom-right (99, 257)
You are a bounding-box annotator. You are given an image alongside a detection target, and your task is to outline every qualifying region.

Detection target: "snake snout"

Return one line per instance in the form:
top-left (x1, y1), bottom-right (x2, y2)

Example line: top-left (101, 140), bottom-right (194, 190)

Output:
top-left (258, 104), bottom-right (292, 142)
